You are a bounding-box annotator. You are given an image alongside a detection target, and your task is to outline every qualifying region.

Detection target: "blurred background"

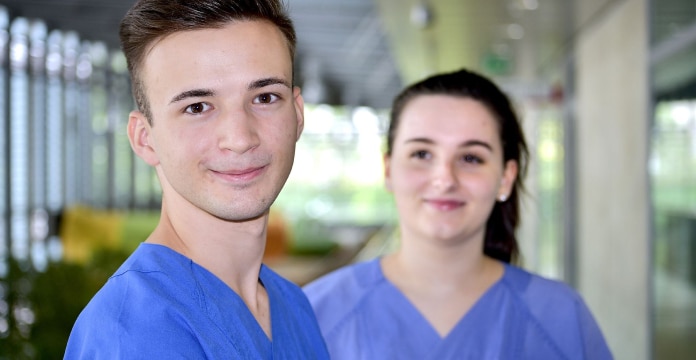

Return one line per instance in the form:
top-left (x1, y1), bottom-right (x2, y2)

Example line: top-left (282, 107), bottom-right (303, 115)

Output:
top-left (0, 0), bottom-right (692, 359)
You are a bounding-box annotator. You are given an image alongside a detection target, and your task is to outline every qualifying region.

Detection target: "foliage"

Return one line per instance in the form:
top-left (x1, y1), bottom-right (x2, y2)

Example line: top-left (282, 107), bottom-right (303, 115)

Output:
top-left (0, 248), bottom-right (130, 360)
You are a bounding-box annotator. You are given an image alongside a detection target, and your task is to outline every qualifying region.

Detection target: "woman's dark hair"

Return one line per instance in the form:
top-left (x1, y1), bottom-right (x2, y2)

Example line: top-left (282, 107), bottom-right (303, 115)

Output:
top-left (119, 0), bottom-right (296, 125)
top-left (387, 68), bottom-right (529, 264)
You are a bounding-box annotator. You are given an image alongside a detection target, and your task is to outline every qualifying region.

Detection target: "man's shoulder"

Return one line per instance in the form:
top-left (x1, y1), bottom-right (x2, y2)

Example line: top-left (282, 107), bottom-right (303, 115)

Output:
top-left (113, 243), bottom-right (190, 275)
top-left (74, 244), bottom-right (198, 326)
top-left (65, 261), bottom-right (205, 359)
top-left (65, 287), bottom-right (206, 359)
top-left (260, 264), bottom-right (323, 314)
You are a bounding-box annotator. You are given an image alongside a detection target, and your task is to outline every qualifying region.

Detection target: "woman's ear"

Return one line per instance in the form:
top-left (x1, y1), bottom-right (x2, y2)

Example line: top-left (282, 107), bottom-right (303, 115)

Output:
top-left (383, 153), bottom-right (393, 192)
top-left (127, 111), bottom-right (159, 166)
top-left (498, 160), bottom-right (519, 200)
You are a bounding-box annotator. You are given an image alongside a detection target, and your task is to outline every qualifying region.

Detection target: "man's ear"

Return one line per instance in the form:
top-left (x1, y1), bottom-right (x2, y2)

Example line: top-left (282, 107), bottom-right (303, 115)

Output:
top-left (127, 111), bottom-right (159, 166)
top-left (293, 86), bottom-right (305, 141)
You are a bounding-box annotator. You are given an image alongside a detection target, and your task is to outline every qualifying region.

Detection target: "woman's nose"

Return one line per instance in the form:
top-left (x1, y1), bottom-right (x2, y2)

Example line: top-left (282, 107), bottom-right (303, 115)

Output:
top-left (431, 161), bottom-right (457, 191)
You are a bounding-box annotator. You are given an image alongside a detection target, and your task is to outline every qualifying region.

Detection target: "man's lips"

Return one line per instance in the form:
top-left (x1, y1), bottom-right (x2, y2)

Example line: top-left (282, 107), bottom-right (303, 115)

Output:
top-left (211, 165), bottom-right (267, 182)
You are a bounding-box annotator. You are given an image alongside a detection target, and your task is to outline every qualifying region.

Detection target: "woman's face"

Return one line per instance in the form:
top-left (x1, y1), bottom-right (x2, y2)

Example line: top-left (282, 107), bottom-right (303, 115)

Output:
top-left (384, 95), bottom-right (517, 245)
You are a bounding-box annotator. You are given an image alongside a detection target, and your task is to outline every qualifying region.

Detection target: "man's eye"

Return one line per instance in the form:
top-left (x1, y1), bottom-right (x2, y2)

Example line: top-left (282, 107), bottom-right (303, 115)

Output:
top-left (185, 102), bottom-right (211, 114)
top-left (254, 93), bottom-right (279, 104)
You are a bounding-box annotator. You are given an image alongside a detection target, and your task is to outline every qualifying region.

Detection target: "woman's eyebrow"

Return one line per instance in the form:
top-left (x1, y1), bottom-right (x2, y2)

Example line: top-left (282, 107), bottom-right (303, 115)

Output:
top-left (460, 139), bottom-right (493, 151)
top-left (404, 137), bottom-right (433, 145)
top-left (404, 138), bottom-right (493, 151)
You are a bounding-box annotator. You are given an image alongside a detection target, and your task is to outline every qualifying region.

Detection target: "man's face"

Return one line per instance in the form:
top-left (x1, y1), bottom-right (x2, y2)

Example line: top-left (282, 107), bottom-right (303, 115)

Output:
top-left (128, 20), bottom-right (304, 222)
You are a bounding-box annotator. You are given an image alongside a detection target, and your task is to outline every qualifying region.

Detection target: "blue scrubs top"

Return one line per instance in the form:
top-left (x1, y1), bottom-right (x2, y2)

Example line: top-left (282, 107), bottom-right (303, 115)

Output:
top-left (304, 258), bottom-right (612, 360)
top-left (65, 243), bottom-right (329, 359)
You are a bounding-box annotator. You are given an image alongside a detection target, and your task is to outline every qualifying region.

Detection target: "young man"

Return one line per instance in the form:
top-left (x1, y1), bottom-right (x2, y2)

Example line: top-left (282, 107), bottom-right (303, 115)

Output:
top-left (64, 0), bottom-right (329, 358)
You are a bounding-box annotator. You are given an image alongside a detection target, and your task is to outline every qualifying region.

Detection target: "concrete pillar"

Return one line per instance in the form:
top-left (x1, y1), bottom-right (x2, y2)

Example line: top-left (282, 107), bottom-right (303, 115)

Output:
top-left (574, 1), bottom-right (650, 359)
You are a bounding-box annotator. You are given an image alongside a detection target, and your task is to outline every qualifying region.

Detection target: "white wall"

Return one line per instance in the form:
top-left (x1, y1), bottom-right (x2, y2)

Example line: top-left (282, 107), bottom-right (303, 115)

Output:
top-left (574, 0), bottom-right (650, 359)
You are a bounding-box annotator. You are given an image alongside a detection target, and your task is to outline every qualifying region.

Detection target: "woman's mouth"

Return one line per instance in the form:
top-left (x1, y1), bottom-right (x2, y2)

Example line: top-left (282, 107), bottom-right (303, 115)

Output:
top-left (425, 199), bottom-right (465, 211)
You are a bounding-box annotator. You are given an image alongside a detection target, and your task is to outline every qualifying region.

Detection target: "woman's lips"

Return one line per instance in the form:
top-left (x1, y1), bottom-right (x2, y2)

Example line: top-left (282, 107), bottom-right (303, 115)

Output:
top-left (425, 199), bottom-right (465, 211)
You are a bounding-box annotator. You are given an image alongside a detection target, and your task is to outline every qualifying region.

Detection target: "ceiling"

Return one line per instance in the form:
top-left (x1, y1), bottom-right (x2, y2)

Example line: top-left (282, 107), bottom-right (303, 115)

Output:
top-left (0, 0), bottom-right (694, 107)
top-left (650, 0), bottom-right (696, 100)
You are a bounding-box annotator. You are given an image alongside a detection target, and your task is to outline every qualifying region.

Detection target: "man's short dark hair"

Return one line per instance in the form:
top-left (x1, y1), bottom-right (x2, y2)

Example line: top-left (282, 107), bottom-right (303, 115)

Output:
top-left (119, 0), bottom-right (296, 124)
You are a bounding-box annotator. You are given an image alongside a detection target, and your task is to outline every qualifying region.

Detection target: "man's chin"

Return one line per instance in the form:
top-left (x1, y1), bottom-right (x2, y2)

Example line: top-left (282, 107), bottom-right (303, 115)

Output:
top-left (210, 206), bottom-right (270, 223)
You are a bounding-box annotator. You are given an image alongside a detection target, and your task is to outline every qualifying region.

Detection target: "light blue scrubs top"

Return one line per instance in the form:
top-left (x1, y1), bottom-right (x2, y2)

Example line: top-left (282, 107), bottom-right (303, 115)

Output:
top-left (304, 258), bottom-right (612, 360)
top-left (65, 243), bottom-right (329, 359)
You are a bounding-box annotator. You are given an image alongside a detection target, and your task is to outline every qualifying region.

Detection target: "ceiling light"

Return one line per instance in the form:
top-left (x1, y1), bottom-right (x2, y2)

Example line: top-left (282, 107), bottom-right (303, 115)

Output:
top-left (507, 23), bottom-right (524, 40)
top-left (522, 0), bottom-right (539, 10)
top-left (410, 2), bottom-right (433, 29)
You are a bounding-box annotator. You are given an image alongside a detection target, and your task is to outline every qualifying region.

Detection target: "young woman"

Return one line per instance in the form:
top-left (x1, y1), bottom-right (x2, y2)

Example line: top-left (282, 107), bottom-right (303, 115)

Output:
top-left (304, 69), bottom-right (612, 359)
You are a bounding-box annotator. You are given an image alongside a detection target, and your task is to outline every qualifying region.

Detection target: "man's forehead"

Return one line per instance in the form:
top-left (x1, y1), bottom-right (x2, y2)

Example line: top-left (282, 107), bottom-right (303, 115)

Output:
top-left (139, 21), bottom-right (293, 93)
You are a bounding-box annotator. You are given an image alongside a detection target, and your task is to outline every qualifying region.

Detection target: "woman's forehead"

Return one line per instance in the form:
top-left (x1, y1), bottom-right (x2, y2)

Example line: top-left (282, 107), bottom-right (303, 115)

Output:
top-left (397, 96), bottom-right (500, 137)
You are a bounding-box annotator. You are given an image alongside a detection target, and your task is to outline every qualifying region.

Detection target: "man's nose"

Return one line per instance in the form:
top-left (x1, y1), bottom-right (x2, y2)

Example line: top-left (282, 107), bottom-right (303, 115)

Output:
top-left (217, 110), bottom-right (260, 154)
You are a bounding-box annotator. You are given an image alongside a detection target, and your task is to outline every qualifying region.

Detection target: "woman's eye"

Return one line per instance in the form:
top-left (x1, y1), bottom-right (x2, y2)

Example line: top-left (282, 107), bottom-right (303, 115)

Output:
top-left (462, 154), bottom-right (482, 164)
top-left (411, 150), bottom-right (430, 159)
top-left (254, 93), bottom-right (279, 104)
top-left (185, 102), bottom-right (211, 114)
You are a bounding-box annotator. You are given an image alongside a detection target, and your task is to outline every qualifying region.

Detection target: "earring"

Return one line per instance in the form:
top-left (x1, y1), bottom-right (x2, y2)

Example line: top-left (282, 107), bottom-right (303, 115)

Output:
top-left (498, 194), bottom-right (507, 202)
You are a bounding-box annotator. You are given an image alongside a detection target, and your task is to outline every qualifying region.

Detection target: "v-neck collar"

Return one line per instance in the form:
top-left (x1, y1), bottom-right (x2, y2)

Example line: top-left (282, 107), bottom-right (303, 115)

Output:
top-left (152, 244), bottom-right (275, 353)
top-left (375, 258), bottom-right (508, 340)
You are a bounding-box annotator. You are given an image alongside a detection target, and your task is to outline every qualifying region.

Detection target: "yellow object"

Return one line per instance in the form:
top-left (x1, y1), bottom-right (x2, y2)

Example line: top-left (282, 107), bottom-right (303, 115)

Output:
top-left (60, 205), bottom-right (126, 263)
top-left (60, 205), bottom-right (291, 263)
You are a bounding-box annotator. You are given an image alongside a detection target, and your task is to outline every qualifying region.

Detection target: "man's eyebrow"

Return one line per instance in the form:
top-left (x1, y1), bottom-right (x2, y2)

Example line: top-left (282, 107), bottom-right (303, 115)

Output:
top-left (405, 138), bottom-right (493, 151)
top-left (248, 77), bottom-right (291, 90)
top-left (170, 89), bottom-right (215, 104)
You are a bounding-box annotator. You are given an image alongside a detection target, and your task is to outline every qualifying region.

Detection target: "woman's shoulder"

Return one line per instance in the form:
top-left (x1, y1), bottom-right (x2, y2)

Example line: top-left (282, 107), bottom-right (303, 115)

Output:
top-left (499, 264), bottom-right (595, 334)
top-left (500, 264), bottom-right (613, 358)
top-left (502, 264), bottom-right (584, 306)
top-left (302, 258), bottom-right (385, 330)
top-left (303, 258), bottom-right (383, 301)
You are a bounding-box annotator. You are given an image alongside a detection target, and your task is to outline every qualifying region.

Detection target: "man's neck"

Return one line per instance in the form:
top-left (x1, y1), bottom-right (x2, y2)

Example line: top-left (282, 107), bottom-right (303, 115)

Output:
top-left (148, 197), bottom-right (269, 300)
